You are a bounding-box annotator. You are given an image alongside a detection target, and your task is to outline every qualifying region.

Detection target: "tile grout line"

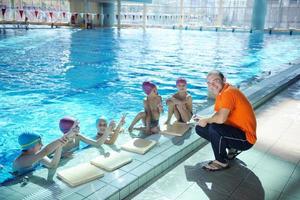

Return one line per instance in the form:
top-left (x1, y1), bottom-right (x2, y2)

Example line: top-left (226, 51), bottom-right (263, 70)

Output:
top-left (173, 182), bottom-right (195, 200)
top-left (228, 81), bottom-right (300, 199)
top-left (276, 159), bottom-right (300, 200)
top-left (226, 169), bottom-right (251, 199)
top-left (124, 142), bottom-right (208, 200)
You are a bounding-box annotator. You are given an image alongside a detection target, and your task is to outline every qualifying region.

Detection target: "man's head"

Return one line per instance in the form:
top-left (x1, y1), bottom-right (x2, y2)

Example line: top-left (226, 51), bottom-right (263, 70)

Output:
top-left (206, 70), bottom-right (226, 96)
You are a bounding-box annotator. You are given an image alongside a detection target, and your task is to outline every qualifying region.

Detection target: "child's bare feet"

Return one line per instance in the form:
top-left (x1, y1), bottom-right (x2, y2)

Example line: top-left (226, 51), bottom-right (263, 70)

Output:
top-left (151, 126), bottom-right (160, 134)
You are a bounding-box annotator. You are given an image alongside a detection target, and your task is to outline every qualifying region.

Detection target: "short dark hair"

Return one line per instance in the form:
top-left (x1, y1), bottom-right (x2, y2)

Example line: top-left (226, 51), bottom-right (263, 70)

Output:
top-left (207, 70), bottom-right (225, 80)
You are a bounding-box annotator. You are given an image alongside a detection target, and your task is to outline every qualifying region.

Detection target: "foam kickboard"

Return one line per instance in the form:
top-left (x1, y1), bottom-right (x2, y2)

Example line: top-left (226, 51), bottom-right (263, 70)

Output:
top-left (57, 163), bottom-right (104, 187)
top-left (160, 122), bottom-right (191, 136)
top-left (90, 152), bottom-right (132, 171)
top-left (121, 138), bottom-right (157, 155)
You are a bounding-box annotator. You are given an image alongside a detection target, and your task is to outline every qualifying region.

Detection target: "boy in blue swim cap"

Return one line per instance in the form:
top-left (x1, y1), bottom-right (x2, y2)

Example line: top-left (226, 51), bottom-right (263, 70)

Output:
top-left (13, 132), bottom-right (69, 175)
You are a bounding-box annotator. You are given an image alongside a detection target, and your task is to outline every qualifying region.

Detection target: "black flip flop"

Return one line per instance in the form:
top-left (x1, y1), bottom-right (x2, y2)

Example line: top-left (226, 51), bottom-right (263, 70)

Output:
top-left (227, 149), bottom-right (242, 160)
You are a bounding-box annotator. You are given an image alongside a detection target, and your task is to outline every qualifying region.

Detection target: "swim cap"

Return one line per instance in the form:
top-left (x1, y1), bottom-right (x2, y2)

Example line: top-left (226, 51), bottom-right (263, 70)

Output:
top-left (176, 78), bottom-right (187, 86)
top-left (18, 132), bottom-right (41, 150)
top-left (142, 81), bottom-right (156, 95)
top-left (59, 116), bottom-right (76, 134)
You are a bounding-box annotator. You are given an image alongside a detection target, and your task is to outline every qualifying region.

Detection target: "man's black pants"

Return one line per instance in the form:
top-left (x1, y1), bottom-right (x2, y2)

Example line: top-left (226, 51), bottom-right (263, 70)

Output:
top-left (195, 123), bottom-right (253, 163)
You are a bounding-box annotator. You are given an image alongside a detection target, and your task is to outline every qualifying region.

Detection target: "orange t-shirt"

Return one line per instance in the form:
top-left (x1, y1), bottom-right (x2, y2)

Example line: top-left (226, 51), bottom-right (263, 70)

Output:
top-left (214, 83), bottom-right (257, 144)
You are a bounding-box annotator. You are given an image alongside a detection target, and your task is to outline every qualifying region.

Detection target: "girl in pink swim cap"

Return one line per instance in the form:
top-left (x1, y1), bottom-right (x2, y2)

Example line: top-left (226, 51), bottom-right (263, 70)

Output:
top-left (58, 116), bottom-right (84, 157)
top-left (165, 78), bottom-right (193, 124)
top-left (128, 81), bottom-right (163, 134)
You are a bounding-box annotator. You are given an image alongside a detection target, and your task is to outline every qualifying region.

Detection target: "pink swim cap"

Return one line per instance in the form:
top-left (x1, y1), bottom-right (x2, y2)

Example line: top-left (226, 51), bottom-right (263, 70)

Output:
top-left (142, 81), bottom-right (156, 95)
top-left (176, 78), bottom-right (187, 86)
top-left (59, 116), bottom-right (76, 134)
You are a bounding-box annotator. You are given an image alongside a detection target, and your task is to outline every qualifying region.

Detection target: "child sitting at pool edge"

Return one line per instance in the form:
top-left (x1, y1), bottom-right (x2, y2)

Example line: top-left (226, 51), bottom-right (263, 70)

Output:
top-left (128, 81), bottom-right (163, 134)
top-left (165, 78), bottom-right (193, 124)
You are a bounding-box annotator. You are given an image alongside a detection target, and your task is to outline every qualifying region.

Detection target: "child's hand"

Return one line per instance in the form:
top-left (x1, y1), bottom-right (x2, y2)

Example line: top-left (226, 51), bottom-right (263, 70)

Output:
top-left (109, 120), bottom-right (116, 129)
top-left (65, 130), bottom-right (76, 140)
top-left (71, 124), bottom-right (80, 134)
top-left (59, 136), bottom-right (69, 145)
top-left (65, 122), bottom-right (80, 139)
top-left (166, 98), bottom-right (172, 105)
top-left (120, 114), bottom-right (126, 126)
top-left (158, 104), bottom-right (163, 113)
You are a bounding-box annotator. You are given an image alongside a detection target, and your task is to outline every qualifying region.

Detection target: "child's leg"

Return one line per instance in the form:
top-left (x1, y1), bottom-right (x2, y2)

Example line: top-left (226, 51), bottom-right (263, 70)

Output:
top-left (128, 111), bottom-right (146, 132)
top-left (165, 101), bottom-right (175, 124)
top-left (173, 105), bottom-right (182, 122)
top-left (175, 104), bottom-right (192, 123)
top-left (150, 126), bottom-right (160, 134)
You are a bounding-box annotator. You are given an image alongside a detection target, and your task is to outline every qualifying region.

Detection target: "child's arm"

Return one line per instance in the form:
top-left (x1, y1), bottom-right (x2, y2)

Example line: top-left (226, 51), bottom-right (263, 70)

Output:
top-left (171, 96), bottom-right (188, 105)
top-left (77, 132), bottom-right (107, 147)
top-left (186, 95), bottom-right (193, 113)
top-left (113, 116), bottom-right (124, 134)
top-left (158, 96), bottom-right (163, 113)
top-left (106, 115), bottom-right (126, 145)
top-left (41, 146), bottom-right (63, 168)
top-left (77, 126), bottom-right (111, 147)
top-left (74, 135), bottom-right (81, 148)
top-left (144, 99), bottom-right (151, 134)
top-left (29, 138), bottom-right (67, 165)
top-left (76, 134), bottom-right (98, 146)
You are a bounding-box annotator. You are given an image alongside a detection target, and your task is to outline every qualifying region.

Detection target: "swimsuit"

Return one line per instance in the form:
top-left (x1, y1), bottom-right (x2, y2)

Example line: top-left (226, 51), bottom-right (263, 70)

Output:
top-left (150, 119), bottom-right (159, 128)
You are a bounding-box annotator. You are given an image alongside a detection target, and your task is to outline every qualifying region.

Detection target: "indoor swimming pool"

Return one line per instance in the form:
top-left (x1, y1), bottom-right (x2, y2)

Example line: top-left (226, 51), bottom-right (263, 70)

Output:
top-left (1, 28), bottom-right (300, 183)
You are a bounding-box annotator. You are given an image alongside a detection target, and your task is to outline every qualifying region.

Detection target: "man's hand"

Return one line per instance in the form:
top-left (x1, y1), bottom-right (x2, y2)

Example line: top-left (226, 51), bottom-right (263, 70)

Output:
top-left (198, 118), bottom-right (208, 127)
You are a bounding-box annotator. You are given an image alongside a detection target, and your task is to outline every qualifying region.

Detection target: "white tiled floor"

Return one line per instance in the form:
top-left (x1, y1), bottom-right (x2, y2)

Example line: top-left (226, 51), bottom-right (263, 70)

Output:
top-left (130, 81), bottom-right (300, 200)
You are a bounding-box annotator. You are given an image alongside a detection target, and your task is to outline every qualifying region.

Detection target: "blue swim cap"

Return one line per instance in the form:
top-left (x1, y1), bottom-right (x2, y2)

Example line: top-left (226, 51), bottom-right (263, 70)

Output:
top-left (18, 132), bottom-right (41, 150)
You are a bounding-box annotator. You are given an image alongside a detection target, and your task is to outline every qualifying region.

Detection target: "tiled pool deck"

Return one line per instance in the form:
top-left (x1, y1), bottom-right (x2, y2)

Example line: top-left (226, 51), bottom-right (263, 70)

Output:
top-left (0, 64), bottom-right (299, 200)
top-left (130, 80), bottom-right (300, 200)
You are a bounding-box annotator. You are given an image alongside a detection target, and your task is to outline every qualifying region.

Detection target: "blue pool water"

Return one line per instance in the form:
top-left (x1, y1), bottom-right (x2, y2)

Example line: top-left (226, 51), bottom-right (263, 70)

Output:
top-left (0, 28), bottom-right (300, 183)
